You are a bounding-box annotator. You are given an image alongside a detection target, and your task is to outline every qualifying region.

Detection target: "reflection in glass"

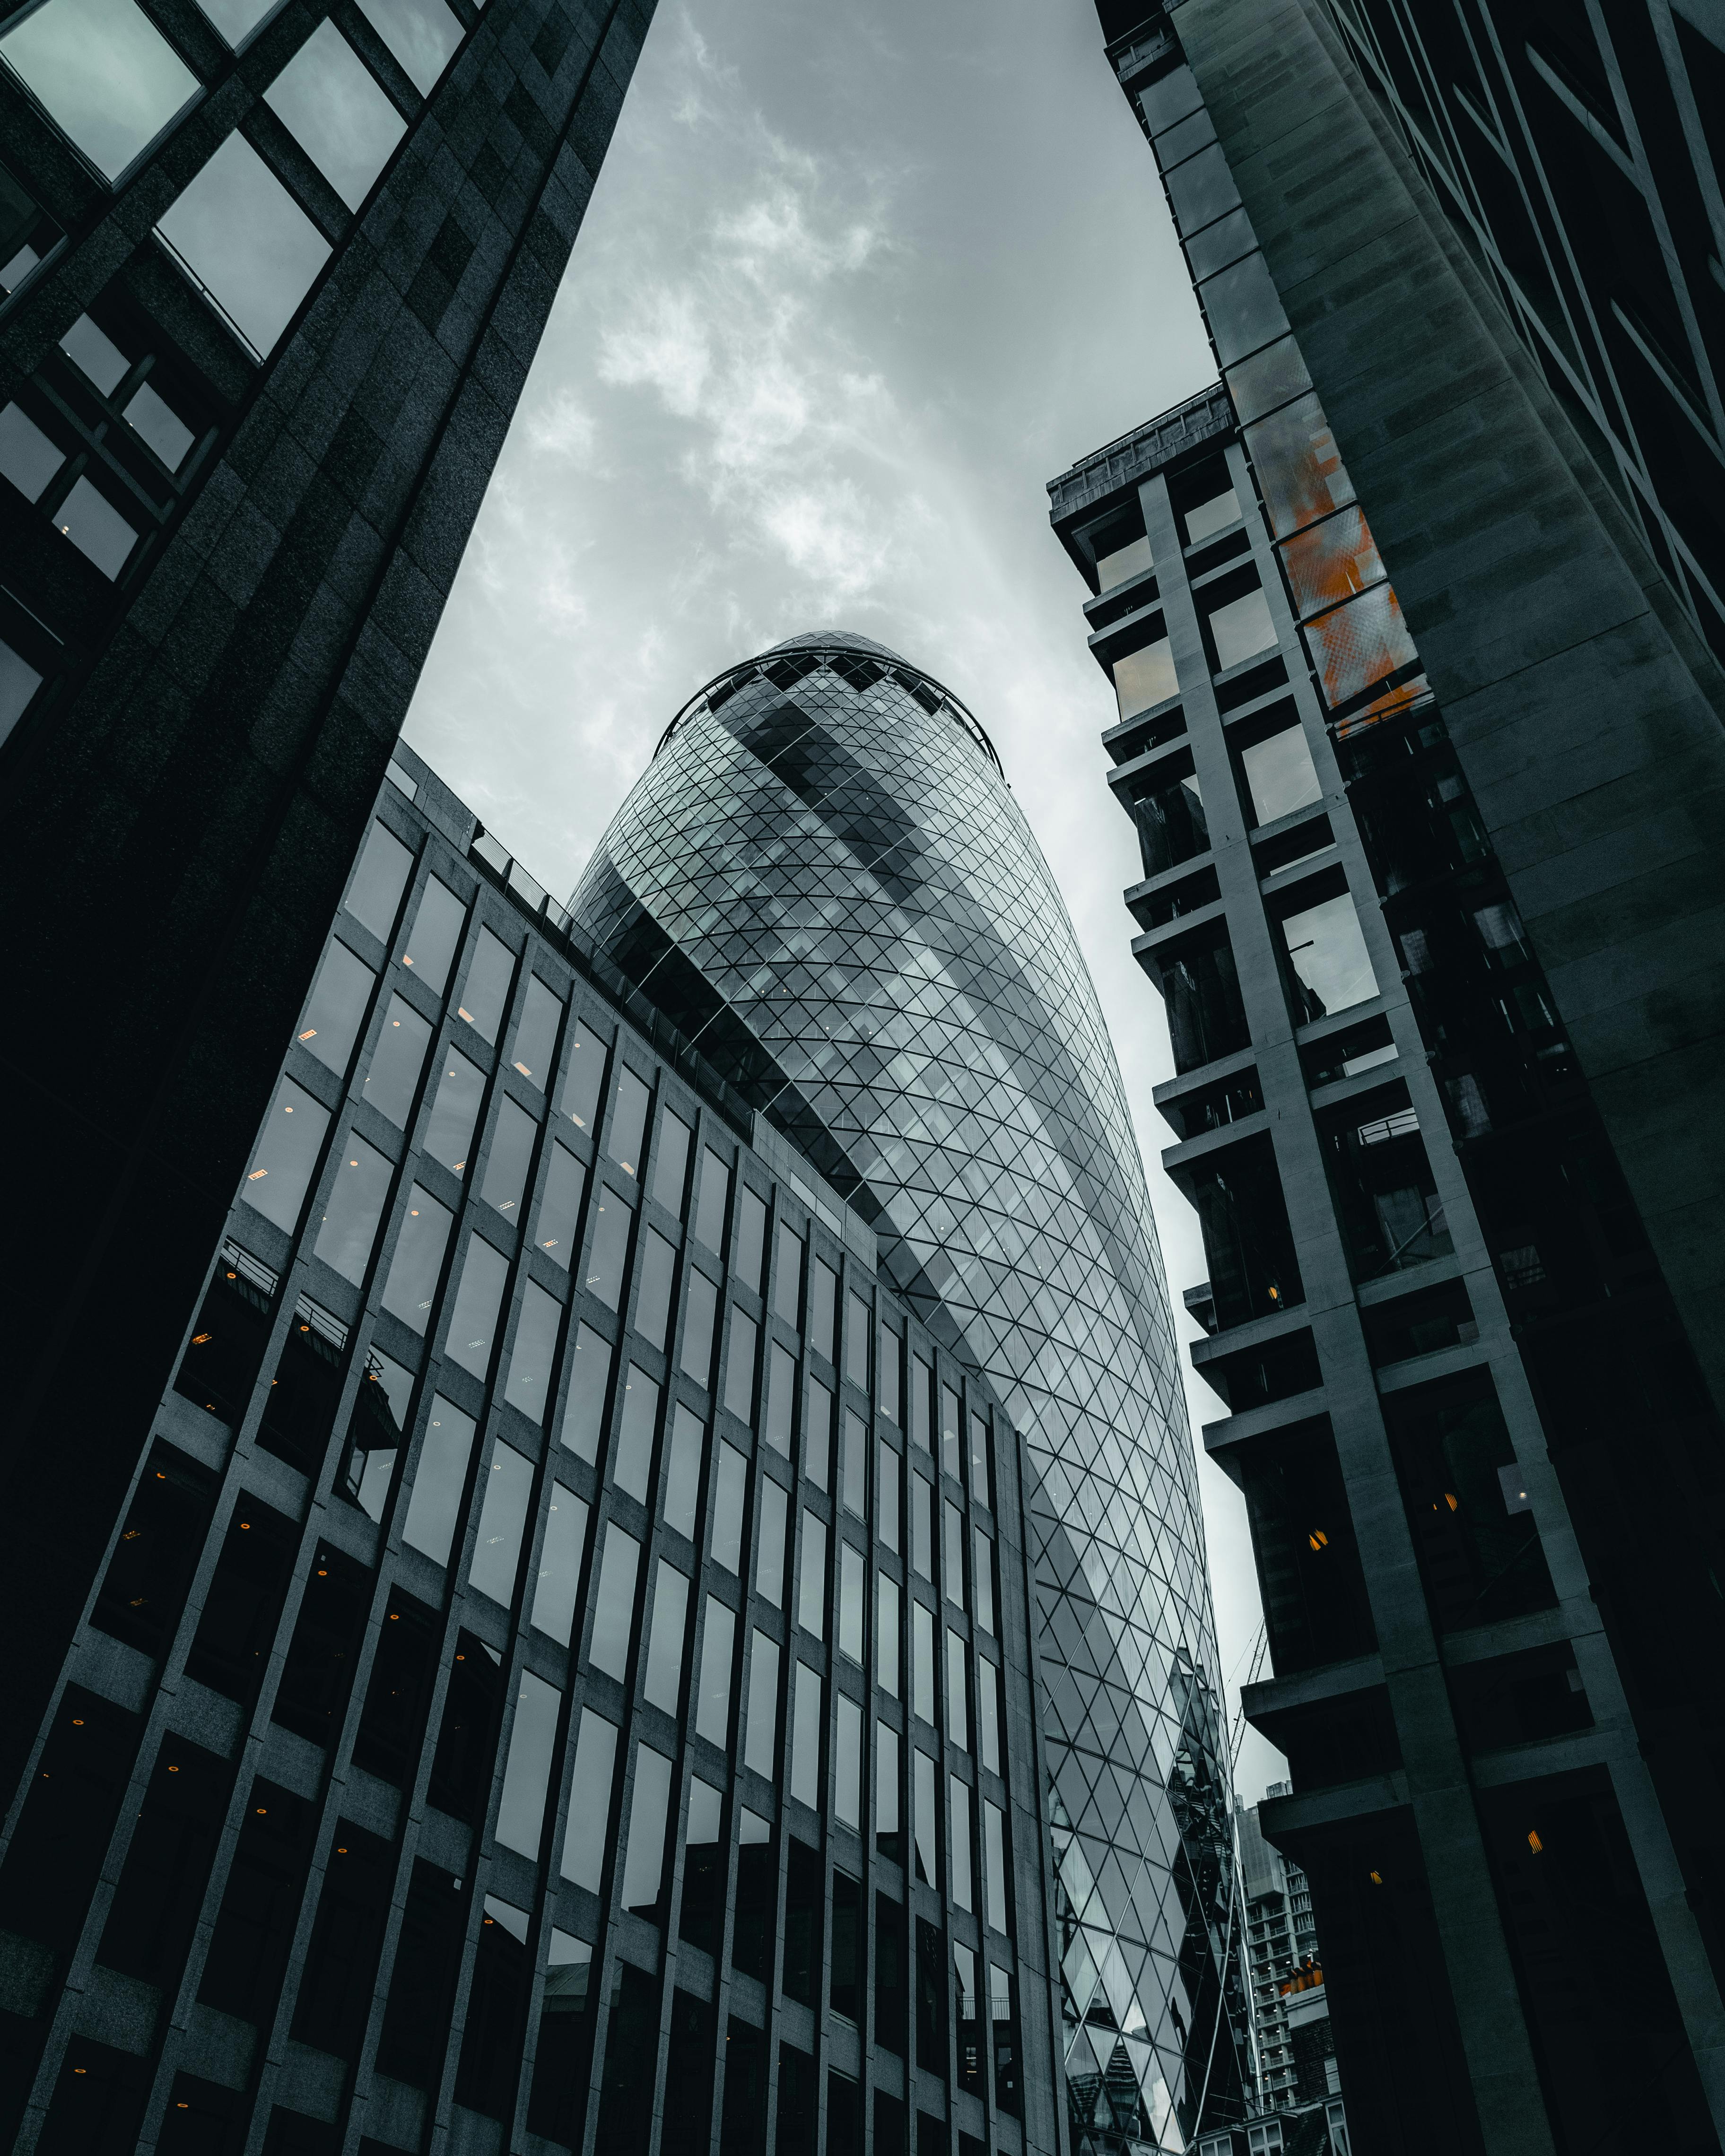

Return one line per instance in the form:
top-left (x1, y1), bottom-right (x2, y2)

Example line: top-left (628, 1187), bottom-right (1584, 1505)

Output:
top-left (295, 941), bottom-right (375, 1075)
top-left (532, 1144), bottom-right (585, 1266)
top-left (354, 0), bottom-right (462, 94)
top-left (621, 1745), bottom-right (672, 1915)
top-left (496, 1669), bottom-right (560, 1857)
top-left (363, 995), bottom-right (432, 1127)
top-left (797, 1513), bottom-right (826, 1638)
top-left (744, 1631), bottom-right (779, 1775)
top-left (456, 928), bottom-right (514, 1043)
top-left (588, 1524), bottom-right (639, 1680)
top-left (876, 1574), bottom-right (899, 1697)
top-left (764, 1342), bottom-right (795, 1455)
top-left (650, 1110), bottom-right (691, 1213)
top-left (939, 1385), bottom-right (960, 1480)
top-left (607, 1067), bottom-right (650, 1179)
top-left (423, 1046), bottom-right (485, 1176)
top-left (157, 135), bottom-right (331, 357)
top-left (733, 1185), bottom-right (767, 1291)
top-left (913, 1603), bottom-right (935, 1724)
top-left (583, 1190), bottom-right (629, 1309)
top-left (195, 0), bottom-right (277, 45)
top-left (468, 1437), bottom-right (532, 1605)
top-left (1208, 586), bottom-right (1277, 671)
top-left (841, 1410), bottom-right (867, 1520)
top-left (380, 1184), bottom-right (453, 1332)
top-left (805, 1378), bottom-right (832, 1492)
top-left (556, 1024), bottom-right (606, 1131)
top-left (1240, 721), bottom-right (1321, 828)
top-left (692, 1148), bottom-right (730, 1251)
top-left (663, 1406), bottom-right (703, 1539)
top-left (1113, 637), bottom-right (1177, 720)
top-left (838, 1544), bottom-right (863, 1664)
top-left (343, 1347), bottom-right (411, 1520)
top-left (344, 821), bottom-right (413, 943)
top-left (560, 1710), bottom-right (617, 1890)
top-left (481, 1098), bottom-right (538, 1220)
top-left (913, 1751), bottom-right (938, 1886)
top-left (1, 0), bottom-right (198, 182)
top-left (242, 1077), bottom-right (330, 1232)
top-left (54, 476), bottom-right (135, 579)
top-left (974, 1529), bottom-right (995, 1635)
top-left (0, 404), bottom-right (62, 503)
top-left (1098, 531), bottom-right (1153, 590)
top-left (509, 976), bottom-right (565, 1090)
top-left (912, 1478), bottom-right (933, 1580)
top-left (634, 1229), bottom-right (674, 1349)
top-left (946, 1631), bottom-right (969, 1750)
top-left (695, 1598), bottom-right (733, 1746)
top-left (559, 1323), bottom-right (610, 1463)
top-left (642, 1562), bottom-right (688, 1712)
top-left (124, 378), bottom-right (195, 469)
top-left (984, 1803), bottom-right (1008, 1934)
top-left (1198, 250), bottom-right (1289, 368)
top-left (612, 1366), bottom-right (659, 1503)
top-left (401, 1394), bottom-right (476, 1565)
top-left (756, 1478), bottom-right (787, 1607)
top-left (263, 19), bottom-right (405, 211)
top-left (844, 1292), bottom-right (870, 1389)
top-left (530, 1485), bottom-right (588, 1645)
top-left (809, 1260), bottom-right (836, 1363)
top-left (872, 1719), bottom-right (899, 1863)
top-left (791, 1664), bottom-right (821, 1806)
top-left (1280, 891), bottom-right (1378, 1023)
top-left (711, 1443), bottom-right (746, 1573)
top-left (1246, 390), bottom-right (1355, 540)
top-left (968, 1415), bottom-right (991, 1508)
top-left (949, 1778), bottom-right (973, 1910)
top-left (680, 1267), bottom-right (717, 1385)
top-left (834, 1697), bottom-right (861, 1829)
top-left (443, 1234), bottom-right (508, 1379)
top-left (944, 1502), bottom-right (965, 1607)
top-left (909, 1358), bottom-right (932, 1452)
top-left (773, 1223), bottom-right (803, 1326)
top-left (877, 1441), bottom-right (900, 1554)
top-left (978, 1658), bottom-right (1001, 1774)
top-left (313, 1133), bottom-right (392, 1284)
top-left (504, 1280), bottom-right (563, 1425)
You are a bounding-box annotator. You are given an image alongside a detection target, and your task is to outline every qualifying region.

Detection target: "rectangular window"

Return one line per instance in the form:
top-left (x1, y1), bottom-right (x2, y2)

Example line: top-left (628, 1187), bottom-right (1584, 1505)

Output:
top-left (773, 1222), bottom-right (804, 1327)
top-left (845, 1291), bottom-right (870, 1389)
top-left (723, 1310), bottom-right (758, 1424)
top-left (695, 1599), bottom-right (734, 1746)
top-left (503, 1280), bottom-right (563, 1426)
top-left (838, 1543), bottom-right (865, 1663)
top-left (968, 1414), bottom-right (992, 1509)
top-left (611, 1366), bottom-right (659, 1503)
top-left (314, 1132), bottom-right (392, 1285)
top-left (841, 1410), bottom-right (868, 1520)
top-left (946, 1631), bottom-right (969, 1751)
top-left (559, 1323), bottom-right (611, 1463)
top-left (663, 1406), bottom-right (703, 1540)
top-left (1279, 890), bottom-right (1378, 1024)
top-left (468, 1437), bottom-right (533, 1606)
top-left (363, 995), bottom-right (432, 1127)
top-left (756, 1478), bottom-right (787, 1607)
top-left (681, 1778), bottom-right (723, 1956)
top-left (382, 1186), bottom-right (453, 1334)
top-left (456, 929), bottom-right (515, 1044)
top-left (642, 1562), bottom-right (689, 1713)
top-left (344, 822), bottom-right (414, 943)
top-left (556, 1022), bottom-right (607, 1132)
top-left (1208, 583), bottom-right (1277, 670)
top-left (835, 1696), bottom-right (862, 1830)
top-left (693, 1149), bottom-right (730, 1251)
top-left (877, 1441), bottom-right (900, 1554)
top-left (444, 1235), bottom-right (509, 1380)
top-left (1239, 715), bottom-right (1322, 828)
top-left (296, 941), bottom-right (375, 1076)
top-left (944, 1502), bottom-right (966, 1608)
top-left (984, 1802), bottom-right (1009, 1934)
top-left (620, 1744), bottom-right (672, 1917)
top-left (940, 1384), bottom-right (961, 1480)
top-left (530, 1486), bottom-right (588, 1646)
top-left (978, 1658), bottom-right (1001, 1776)
top-left (423, 1045), bottom-right (485, 1177)
top-left (496, 1670), bottom-right (560, 1858)
top-left (344, 1349), bottom-right (411, 1522)
top-left (680, 1269), bottom-right (718, 1386)
top-left (913, 1751), bottom-right (938, 1887)
top-left (744, 1631), bottom-right (779, 1776)
top-left (401, 876), bottom-right (465, 992)
top-left (797, 1513), bottom-right (827, 1638)
top-left (607, 1067), bottom-right (651, 1180)
top-left (243, 1077), bottom-right (330, 1234)
top-left (949, 1779), bottom-right (973, 1911)
top-left (913, 1603), bottom-right (935, 1724)
top-left (875, 1720), bottom-right (900, 1862)
top-left (711, 1443), bottom-right (747, 1573)
top-left (560, 1710), bottom-right (618, 1891)
top-left (877, 1325), bottom-right (902, 1425)
top-left (651, 1111), bottom-right (691, 1214)
top-left (764, 1341), bottom-right (795, 1456)
top-left (912, 1478), bottom-right (933, 1580)
top-left (481, 1097), bottom-right (539, 1222)
top-left (733, 1185), bottom-right (767, 1292)
top-left (509, 977), bottom-right (565, 1090)
top-left (809, 1260), bottom-right (837, 1363)
top-left (791, 1665), bottom-right (821, 1807)
top-left (805, 1378), bottom-right (833, 1492)
top-left (588, 1524), bottom-right (639, 1681)
top-left (909, 1357), bottom-right (932, 1452)
top-left (401, 1396), bottom-right (476, 1566)
top-left (583, 1189), bottom-right (630, 1310)
top-left (876, 1573), bottom-right (900, 1697)
top-left (974, 1529), bottom-right (995, 1635)
top-left (1113, 635), bottom-right (1178, 719)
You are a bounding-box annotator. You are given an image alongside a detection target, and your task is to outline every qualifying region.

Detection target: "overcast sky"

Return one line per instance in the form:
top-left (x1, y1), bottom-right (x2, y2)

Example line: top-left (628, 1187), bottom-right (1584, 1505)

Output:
top-left (405, 0), bottom-right (1284, 1799)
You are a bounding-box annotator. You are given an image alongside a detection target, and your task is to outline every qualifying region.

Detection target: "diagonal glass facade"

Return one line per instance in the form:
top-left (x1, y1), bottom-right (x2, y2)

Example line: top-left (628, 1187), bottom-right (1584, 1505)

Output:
top-left (567, 630), bottom-right (1249, 2145)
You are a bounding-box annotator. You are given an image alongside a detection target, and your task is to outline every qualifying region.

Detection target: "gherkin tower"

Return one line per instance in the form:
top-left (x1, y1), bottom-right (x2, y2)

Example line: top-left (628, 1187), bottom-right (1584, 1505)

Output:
top-left (568, 631), bottom-right (1248, 2144)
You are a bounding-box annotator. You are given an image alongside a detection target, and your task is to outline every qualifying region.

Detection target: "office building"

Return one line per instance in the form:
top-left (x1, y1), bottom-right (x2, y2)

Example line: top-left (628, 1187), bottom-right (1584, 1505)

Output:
top-left (1236, 1791), bottom-right (1326, 2111)
top-left (565, 632), bottom-right (1253, 2147)
top-left (0, 0), bottom-right (657, 1853)
top-left (0, 737), bottom-right (1058, 2154)
top-left (1047, 2), bottom-right (1725, 2149)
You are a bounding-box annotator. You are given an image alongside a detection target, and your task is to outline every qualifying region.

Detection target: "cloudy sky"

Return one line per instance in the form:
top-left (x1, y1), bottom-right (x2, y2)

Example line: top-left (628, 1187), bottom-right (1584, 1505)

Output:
top-left (405, 0), bottom-right (1283, 1798)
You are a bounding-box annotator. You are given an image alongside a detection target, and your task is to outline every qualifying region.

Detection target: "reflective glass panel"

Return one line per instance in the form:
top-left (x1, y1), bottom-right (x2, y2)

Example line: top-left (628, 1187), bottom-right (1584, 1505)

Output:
top-left (555, 1023), bottom-right (606, 1131)
top-left (531, 1485), bottom-right (588, 1644)
top-left (157, 135), bottom-right (330, 356)
top-left (1113, 637), bottom-right (1178, 719)
top-left (756, 1478), bottom-right (787, 1607)
top-left (841, 1410), bottom-right (867, 1520)
top-left (844, 1291), bottom-right (870, 1389)
top-left (711, 1442), bottom-right (746, 1573)
top-left (559, 1322), bottom-right (610, 1463)
top-left (1, 0), bottom-right (198, 182)
top-left (877, 1441), bottom-right (900, 1554)
top-left (508, 975), bottom-right (564, 1090)
top-left (909, 1358), bottom-right (931, 1452)
top-left (443, 1234), bottom-right (508, 1379)
top-left (634, 1228), bottom-right (674, 1350)
top-left (877, 1325), bottom-right (901, 1424)
top-left (939, 1385), bottom-right (960, 1480)
top-left (606, 1066), bottom-right (650, 1179)
top-left (123, 379), bottom-right (194, 468)
top-left (797, 1512), bottom-right (826, 1638)
top-left (456, 929), bottom-right (514, 1043)
top-left (423, 1045), bottom-right (485, 1176)
top-left (837, 1542), bottom-right (864, 1664)
top-left (345, 1347), bottom-right (410, 1520)
top-left (495, 1669), bottom-right (560, 1857)
top-left (560, 1709), bottom-right (617, 1890)
top-left (944, 1502), bottom-right (965, 1606)
top-left (468, 1436), bottom-right (532, 1605)
top-left (744, 1631), bottom-right (778, 1775)
top-left (911, 1477), bottom-right (933, 1580)
top-left (588, 1523), bottom-right (639, 1680)
top-left (343, 821), bottom-right (413, 942)
top-left (764, 1341), bottom-right (795, 1456)
top-left (984, 1803), bottom-right (1008, 1933)
top-left (401, 1394), bottom-right (475, 1565)
top-left (1245, 390), bottom-right (1356, 540)
top-left (680, 1267), bottom-right (717, 1384)
top-left (663, 1405), bottom-right (703, 1539)
top-left (978, 1657), bottom-right (1001, 1775)
top-left (773, 1222), bottom-right (803, 1326)
top-left (968, 1414), bottom-right (992, 1509)
top-left (1281, 891), bottom-right (1378, 1022)
top-left (723, 1310), bottom-right (757, 1424)
top-left (949, 1779), bottom-right (972, 1911)
top-left (695, 1598), bottom-right (733, 1746)
top-left (946, 1631), bottom-right (968, 1750)
top-left (532, 1143), bottom-right (585, 1266)
top-left (650, 1110), bottom-right (691, 1213)
top-left (362, 994), bottom-right (432, 1127)
top-left (242, 1077), bottom-right (329, 1233)
top-left (809, 1260), bottom-right (836, 1363)
top-left (692, 1149), bottom-right (729, 1251)
top-left (834, 1696), bottom-right (861, 1828)
top-left (621, 1745), bottom-right (672, 1914)
top-left (805, 1378), bottom-right (832, 1492)
top-left (1208, 585), bottom-right (1277, 670)
top-left (54, 476), bottom-right (135, 578)
top-left (583, 1188), bottom-right (629, 1309)
top-left (380, 1185), bottom-right (452, 1332)
top-left (1240, 721), bottom-right (1322, 829)
top-left (642, 1562), bottom-right (689, 1713)
top-left (791, 1663), bottom-right (821, 1807)
top-left (875, 1720), bottom-right (899, 1857)
top-left (0, 404), bottom-right (61, 502)
top-left (733, 1185), bottom-right (766, 1291)
top-left (876, 1573), bottom-right (899, 1697)
top-left (913, 1751), bottom-right (938, 1886)
top-left (913, 1603), bottom-right (935, 1723)
top-left (1199, 250), bottom-right (1289, 366)
top-left (354, 0), bottom-right (461, 95)
top-left (504, 1279), bottom-right (563, 1426)
top-left (974, 1529), bottom-right (995, 1636)
top-left (263, 19), bottom-right (404, 211)
top-left (294, 940), bottom-right (375, 1074)
top-left (313, 1132), bottom-right (392, 1284)
top-left (612, 1366), bottom-right (658, 1503)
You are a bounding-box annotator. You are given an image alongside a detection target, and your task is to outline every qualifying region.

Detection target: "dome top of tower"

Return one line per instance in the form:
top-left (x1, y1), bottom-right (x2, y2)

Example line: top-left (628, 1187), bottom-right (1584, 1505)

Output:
top-left (760, 629), bottom-right (907, 664)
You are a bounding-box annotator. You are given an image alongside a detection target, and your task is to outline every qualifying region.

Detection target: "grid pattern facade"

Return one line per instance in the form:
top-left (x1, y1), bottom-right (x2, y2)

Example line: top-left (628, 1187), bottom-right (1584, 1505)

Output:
top-left (565, 633), bottom-right (1247, 2149)
top-left (0, 746), bottom-right (1055, 2156)
top-left (1053, 4), bottom-right (1725, 2150)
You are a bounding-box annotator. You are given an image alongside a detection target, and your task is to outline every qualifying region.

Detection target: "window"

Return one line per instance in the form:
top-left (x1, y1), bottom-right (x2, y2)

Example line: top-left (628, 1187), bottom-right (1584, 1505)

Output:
top-left (509, 977), bottom-right (565, 1091)
top-left (1280, 890), bottom-right (1378, 1023)
top-left (588, 1524), bottom-right (639, 1681)
top-left (1, 0), bottom-right (198, 183)
top-left (877, 1441), bottom-right (900, 1554)
top-left (733, 1185), bottom-right (767, 1291)
top-left (913, 1604), bottom-right (935, 1723)
top-left (695, 1599), bottom-right (734, 1746)
top-left (606, 1067), bottom-right (650, 1179)
top-left (875, 1721), bottom-right (900, 1862)
top-left (53, 475), bottom-right (136, 578)
top-left (157, 136), bottom-right (331, 356)
top-left (844, 1292), bottom-right (871, 1388)
top-left (791, 1666), bottom-right (821, 1807)
top-left (642, 1563), bottom-right (689, 1713)
top-left (764, 1341), bottom-right (796, 1456)
top-left (611, 1366), bottom-right (659, 1504)
top-left (443, 1235), bottom-right (508, 1379)
top-left (693, 1149), bottom-right (730, 1251)
top-left (123, 378), bottom-right (194, 469)
top-left (712, 1443), bottom-right (747, 1573)
top-left (583, 1189), bottom-right (629, 1309)
top-left (663, 1406), bottom-right (703, 1540)
top-left (558, 1323), bottom-right (610, 1464)
top-left (909, 1357), bottom-right (932, 1452)
top-left (344, 822), bottom-right (413, 943)
top-left (756, 1478), bottom-right (787, 1607)
top-left (949, 1778), bottom-right (973, 1911)
top-left (680, 1268), bottom-right (718, 1385)
top-left (468, 1437), bottom-right (533, 1604)
top-left (363, 995), bottom-right (432, 1127)
top-left (456, 929), bottom-right (514, 1043)
top-left (944, 1503), bottom-right (965, 1607)
top-left (974, 1529), bottom-right (995, 1635)
top-left (841, 1410), bottom-right (868, 1520)
top-left (0, 404), bottom-right (61, 502)
top-left (876, 1574), bottom-right (899, 1696)
top-left (651, 1111), bottom-right (691, 1213)
top-left (1093, 512), bottom-right (1152, 592)
top-left (620, 1745), bottom-right (672, 1917)
top-left (295, 942), bottom-right (375, 1075)
top-left (423, 1046), bottom-right (485, 1176)
top-left (532, 1145), bottom-right (585, 1266)
top-left (1112, 634), bottom-right (1177, 719)
top-left (401, 1396), bottom-right (476, 1566)
top-left (242, 1076), bottom-right (330, 1232)
top-left (877, 1325), bottom-right (902, 1424)
top-left (380, 1186), bottom-right (453, 1333)
top-left (912, 1478), bottom-right (933, 1580)
top-left (834, 1700), bottom-right (862, 1830)
top-left (978, 1659), bottom-right (1001, 1775)
top-left (313, 1133), bottom-right (392, 1284)
top-left (797, 1513), bottom-right (827, 1638)
top-left (263, 18), bottom-right (404, 211)
top-left (496, 1670), bottom-right (560, 1858)
top-left (939, 1385), bottom-right (961, 1480)
top-left (744, 1632), bottom-right (779, 1775)
top-left (560, 1710), bottom-right (617, 1891)
top-left (809, 1260), bottom-right (837, 1363)
top-left (805, 1377), bottom-right (833, 1491)
top-left (353, 0), bottom-right (462, 96)
top-left (556, 1023), bottom-right (606, 1131)
top-left (773, 1222), bottom-right (804, 1326)
top-left (946, 1631), bottom-right (969, 1750)
top-left (838, 1545), bottom-right (864, 1663)
top-left (912, 1752), bottom-right (938, 1887)
top-left (1208, 584), bottom-right (1278, 670)
top-left (1197, 251), bottom-right (1289, 367)
top-left (983, 1803), bottom-right (1009, 1933)
top-left (0, 635), bottom-right (43, 745)
top-left (724, 1310), bottom-right (758, 1423)
top-left (968, 1414), bottom-right (992, 1508)
top-left (1239, 717), bottom-right (1322, 828)
top-left (530, 1487), bottom-right (588, 1645)
top-left (634, 1230), bottom-right (674, 1350)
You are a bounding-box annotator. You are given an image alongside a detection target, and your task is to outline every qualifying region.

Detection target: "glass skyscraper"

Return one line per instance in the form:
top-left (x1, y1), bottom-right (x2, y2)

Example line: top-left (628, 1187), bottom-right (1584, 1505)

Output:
top-left (567, 631), bottom-right (1250, 2145)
